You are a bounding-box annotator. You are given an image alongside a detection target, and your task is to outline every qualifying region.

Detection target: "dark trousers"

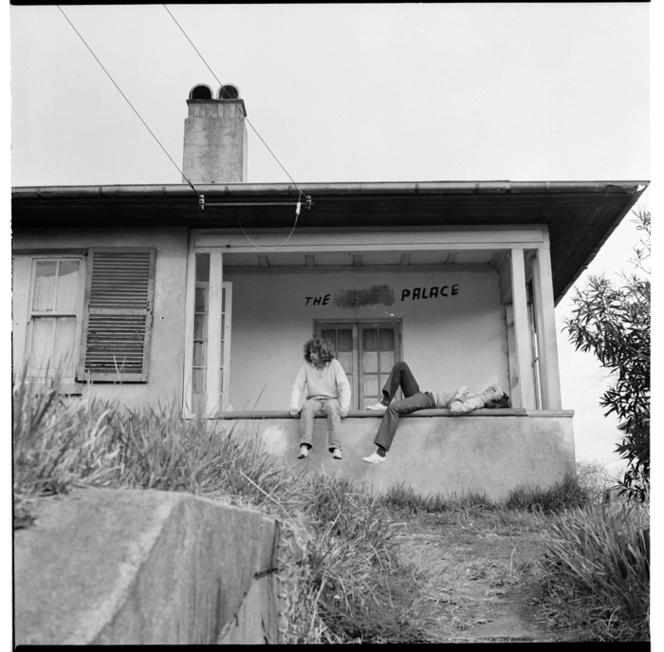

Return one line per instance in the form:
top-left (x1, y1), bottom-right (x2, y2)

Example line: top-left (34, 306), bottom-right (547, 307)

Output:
top-left (375, 361), bottom-right (435, 451)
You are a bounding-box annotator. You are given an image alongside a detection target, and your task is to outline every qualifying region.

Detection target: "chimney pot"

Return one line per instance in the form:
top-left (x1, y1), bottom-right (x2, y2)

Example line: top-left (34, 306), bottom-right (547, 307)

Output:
top-left (183, 83), bottom-right (248, 184)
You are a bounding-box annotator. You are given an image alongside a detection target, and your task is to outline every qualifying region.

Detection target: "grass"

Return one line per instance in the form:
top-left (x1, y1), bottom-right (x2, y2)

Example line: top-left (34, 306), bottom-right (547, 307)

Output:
top-left (13, 372), bottom-right (650, 643)
top-left (12, 372), bottom-right (433, 643)
top-left (537, 500), bottom-right (650, 641)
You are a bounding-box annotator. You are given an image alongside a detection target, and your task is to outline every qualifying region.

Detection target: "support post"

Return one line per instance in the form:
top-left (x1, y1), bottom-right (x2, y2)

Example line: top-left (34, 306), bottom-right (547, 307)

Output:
top-left (510, 249), bottom-right (536, 409)
top-left (532, 245), bottom-right (562, 409)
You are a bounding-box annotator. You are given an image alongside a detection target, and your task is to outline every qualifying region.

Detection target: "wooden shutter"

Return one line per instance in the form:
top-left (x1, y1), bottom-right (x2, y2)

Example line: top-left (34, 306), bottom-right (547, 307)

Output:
top-left (77, 248), bottom-right (156, 382)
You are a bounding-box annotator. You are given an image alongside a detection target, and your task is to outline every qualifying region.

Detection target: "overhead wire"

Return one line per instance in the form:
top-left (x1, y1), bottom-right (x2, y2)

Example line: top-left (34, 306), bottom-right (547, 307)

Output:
top-left (57, 5), bottom-right (201, 199)
top-left (162, 3), bottom-right (310, 251)
top-left (163, 4), bottom-right (307, 197)
top-left (58, 4), bottom-right (308, 247)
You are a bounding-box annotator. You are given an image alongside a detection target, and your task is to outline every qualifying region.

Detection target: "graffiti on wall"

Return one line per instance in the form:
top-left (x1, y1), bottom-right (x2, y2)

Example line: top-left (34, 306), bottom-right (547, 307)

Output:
top-left (304, 284), bottom-right (460, 307)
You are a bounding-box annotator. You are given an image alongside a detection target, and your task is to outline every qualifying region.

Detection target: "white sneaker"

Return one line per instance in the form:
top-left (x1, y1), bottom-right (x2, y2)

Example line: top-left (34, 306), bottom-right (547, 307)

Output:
top-left (332, 448), bottom-right (342, 460)
top-left (362, 452), bottom-right (386, 464)
top-left (297, 446), bottom-right (309, 459)
top-left (366, 402), bottom-right (388, 412)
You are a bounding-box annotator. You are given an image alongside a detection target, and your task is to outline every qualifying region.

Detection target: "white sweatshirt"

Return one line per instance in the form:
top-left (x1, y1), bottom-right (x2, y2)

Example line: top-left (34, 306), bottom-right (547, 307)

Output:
top-left (290, 359), bottom-right (351, 411)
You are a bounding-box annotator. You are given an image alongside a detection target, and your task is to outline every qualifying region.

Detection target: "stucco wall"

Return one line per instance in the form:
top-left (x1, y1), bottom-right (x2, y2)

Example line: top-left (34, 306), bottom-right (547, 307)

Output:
top-left (226, 269), bottom-right (509, 411)
top-left (12, 227), bottom-right (189, 408)
top-left (238, 411), bottom-right (576, 501)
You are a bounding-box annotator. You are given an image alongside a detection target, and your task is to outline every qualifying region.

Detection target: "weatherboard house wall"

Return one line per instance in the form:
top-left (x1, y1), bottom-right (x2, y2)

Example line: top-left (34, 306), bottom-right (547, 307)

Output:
top-left (11, 86), bottom-right (648, 497)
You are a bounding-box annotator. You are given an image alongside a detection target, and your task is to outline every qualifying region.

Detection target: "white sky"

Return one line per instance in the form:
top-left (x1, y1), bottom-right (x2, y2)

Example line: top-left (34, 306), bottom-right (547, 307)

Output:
top-left (6, 3), bottom-right (654, 475)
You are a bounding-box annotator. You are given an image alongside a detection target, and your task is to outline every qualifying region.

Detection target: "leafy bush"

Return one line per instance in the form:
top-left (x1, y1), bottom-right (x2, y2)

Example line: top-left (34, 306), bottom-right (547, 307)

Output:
top-left (538, 501), bottom-right (649, 641)
top-left (563, 208), bottom-right (650, 501)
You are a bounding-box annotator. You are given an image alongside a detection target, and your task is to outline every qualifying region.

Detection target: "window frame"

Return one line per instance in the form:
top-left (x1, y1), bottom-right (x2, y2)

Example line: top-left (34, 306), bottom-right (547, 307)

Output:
top-left (25, 254), bottom-right (86, 390)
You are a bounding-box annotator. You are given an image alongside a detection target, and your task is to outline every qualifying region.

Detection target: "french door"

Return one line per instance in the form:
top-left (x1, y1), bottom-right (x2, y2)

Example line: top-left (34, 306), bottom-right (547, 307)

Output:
top-left (315, 320), bottom-right (402, 409)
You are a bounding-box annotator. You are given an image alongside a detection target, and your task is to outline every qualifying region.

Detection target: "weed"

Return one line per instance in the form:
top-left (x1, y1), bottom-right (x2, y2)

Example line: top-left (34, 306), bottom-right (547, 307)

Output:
top-left (379, 483), bottom-right (494, 515)
top-left (505, 473), bottom-right (589, 514)
top-left (537, 500), bottom-right (649, 641)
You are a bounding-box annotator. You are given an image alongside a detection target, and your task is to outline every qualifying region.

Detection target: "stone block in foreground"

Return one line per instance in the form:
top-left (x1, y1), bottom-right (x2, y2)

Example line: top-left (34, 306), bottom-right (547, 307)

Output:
top-left (14, 488), bottom-right (281, 645)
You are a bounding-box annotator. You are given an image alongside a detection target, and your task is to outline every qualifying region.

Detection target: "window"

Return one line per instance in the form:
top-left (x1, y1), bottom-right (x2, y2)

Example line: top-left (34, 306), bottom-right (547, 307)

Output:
top-left (27, 257), bottom-right (84, 384)
top-left (315, 321), bottom-right (401, 409)
top-left (78, 248), bottom-right (156, 382)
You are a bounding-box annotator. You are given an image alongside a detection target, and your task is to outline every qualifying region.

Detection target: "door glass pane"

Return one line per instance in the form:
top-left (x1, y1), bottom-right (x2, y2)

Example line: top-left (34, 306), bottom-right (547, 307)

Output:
top-left (56, 261), bottom-right (80, 312)
top-left (379, 328), bottom-right (395, 350)
top-left (196, 253), bottom-right (210, 282)
top-left (33, 261), bottom-right (57, 311)
top-left (379, 351), bottom-right (395, 372)
top-left (192, 368), bottom-right (205, 394)
top-left (193, 341), bottom-right (205, 366)
top-left (363, 375), bottom-right (379, 397)
top-left (195, 287), bottom-right (207, 311)
top-left (363, 351), bottom-right (378, 373)
top-left (363, 329), bottom-right (377, 350)
top-left (337, 329), bottom-right (352, 351)
top-left (194, 314), bottom-right (206, 339)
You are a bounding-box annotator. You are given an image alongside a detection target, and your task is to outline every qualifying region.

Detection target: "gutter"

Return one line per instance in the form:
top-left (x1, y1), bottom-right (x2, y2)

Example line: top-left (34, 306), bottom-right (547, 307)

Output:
top-left (11, 180), bottom-right (649, 200)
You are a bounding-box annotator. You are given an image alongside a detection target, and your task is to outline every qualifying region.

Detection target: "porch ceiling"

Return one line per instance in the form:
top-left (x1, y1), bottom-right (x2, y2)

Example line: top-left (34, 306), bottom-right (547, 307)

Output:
top-left (222, 249), bottom-right (500, 270)
top-left (11, 180), bottom-right (648, 304)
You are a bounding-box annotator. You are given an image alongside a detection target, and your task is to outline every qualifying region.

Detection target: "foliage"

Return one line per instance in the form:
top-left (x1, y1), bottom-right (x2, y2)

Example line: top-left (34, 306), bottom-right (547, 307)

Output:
top-left (563, 208), bottom-right (650, 501)
top-left (14, 374), bottom-right (649, 643)
top-left (12, 373), bottom-right (434, 643)
top-left (379, 483), bottom-right (494, 514)
top-left (505, 474), bottom-right (589, 514)
top-left (538, 500), bottom-right (649, 641)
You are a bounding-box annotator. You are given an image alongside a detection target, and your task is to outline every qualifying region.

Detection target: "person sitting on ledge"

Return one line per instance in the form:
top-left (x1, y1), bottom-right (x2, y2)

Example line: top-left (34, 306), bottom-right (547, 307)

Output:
top-left (290, 337), bottom-right (351, 460)
top-left (362, 360), bottom-right (511, 465)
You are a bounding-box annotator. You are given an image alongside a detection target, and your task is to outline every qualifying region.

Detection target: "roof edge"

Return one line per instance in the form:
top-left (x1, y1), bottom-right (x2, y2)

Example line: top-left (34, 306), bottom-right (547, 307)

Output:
top-left (11, 180), bottom-right (650, 199)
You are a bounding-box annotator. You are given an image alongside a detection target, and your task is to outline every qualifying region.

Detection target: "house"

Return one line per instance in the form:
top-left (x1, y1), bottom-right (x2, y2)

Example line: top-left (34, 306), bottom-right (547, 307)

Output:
top-left (12, 84), bottom-right (648, 498)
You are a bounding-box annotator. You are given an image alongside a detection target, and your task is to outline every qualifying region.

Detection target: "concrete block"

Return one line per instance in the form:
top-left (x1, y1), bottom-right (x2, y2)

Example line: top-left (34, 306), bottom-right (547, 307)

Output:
top-left (14, 488), bottom-right (281, 645)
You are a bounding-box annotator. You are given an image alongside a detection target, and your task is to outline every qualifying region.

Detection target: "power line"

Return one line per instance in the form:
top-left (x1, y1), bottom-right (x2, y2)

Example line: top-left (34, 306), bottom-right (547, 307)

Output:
top-left (57, 5), bottom-right (200, 197)
top-left (163, 4), bottom-right (306, 197)
top-left (57, 4), bottom-right (306, 249)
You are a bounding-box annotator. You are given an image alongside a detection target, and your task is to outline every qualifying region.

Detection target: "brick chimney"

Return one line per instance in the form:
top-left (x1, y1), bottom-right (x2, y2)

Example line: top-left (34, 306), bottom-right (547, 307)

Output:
top-left (182, 84), bottom-right (248, 184)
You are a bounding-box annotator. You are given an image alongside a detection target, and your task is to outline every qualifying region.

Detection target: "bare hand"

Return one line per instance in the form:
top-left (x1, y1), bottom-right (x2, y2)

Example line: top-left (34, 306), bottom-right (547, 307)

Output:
top-left (289, 408), bottom-right (300, 417)
top-left (340, 408), bottom-right (349, 418)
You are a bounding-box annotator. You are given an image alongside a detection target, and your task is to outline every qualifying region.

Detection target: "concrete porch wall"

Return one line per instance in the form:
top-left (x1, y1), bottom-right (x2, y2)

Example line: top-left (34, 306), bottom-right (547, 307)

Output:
top-left (225, 410), bottom-right (576, 502)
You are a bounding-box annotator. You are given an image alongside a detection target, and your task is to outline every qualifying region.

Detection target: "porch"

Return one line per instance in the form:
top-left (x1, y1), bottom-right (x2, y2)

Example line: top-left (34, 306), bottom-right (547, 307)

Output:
top-left (219, 409), bottom-right (576, 502)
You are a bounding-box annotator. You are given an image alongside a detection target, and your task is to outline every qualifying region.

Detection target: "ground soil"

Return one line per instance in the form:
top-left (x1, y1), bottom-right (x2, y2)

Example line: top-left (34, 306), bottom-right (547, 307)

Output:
top-left (390, 508), bottom-right (582, 643)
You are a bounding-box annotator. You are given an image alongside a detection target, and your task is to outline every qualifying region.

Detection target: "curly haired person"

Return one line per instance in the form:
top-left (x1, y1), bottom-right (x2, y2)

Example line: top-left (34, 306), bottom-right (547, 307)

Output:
top-left (362, 360), bottom-right (511, 464)
top-left (290, 337), bottom-right (351, 460)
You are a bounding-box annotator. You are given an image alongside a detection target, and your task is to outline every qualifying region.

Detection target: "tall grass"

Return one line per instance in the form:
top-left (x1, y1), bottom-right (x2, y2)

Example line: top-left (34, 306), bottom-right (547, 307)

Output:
top-left (538, 500), bottom-right (649, 641)
top-left (12, 373), bottom-right (433, 643)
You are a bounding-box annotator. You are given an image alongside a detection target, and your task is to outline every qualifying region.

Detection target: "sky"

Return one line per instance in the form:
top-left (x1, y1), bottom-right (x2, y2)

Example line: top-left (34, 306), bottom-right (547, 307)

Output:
top-left (7, 2), bottom-right (653, 477)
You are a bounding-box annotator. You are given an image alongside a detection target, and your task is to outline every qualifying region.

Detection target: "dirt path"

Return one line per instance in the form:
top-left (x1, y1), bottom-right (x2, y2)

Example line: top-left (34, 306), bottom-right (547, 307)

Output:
top-left (391, 509), bottom-right (578, 642)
